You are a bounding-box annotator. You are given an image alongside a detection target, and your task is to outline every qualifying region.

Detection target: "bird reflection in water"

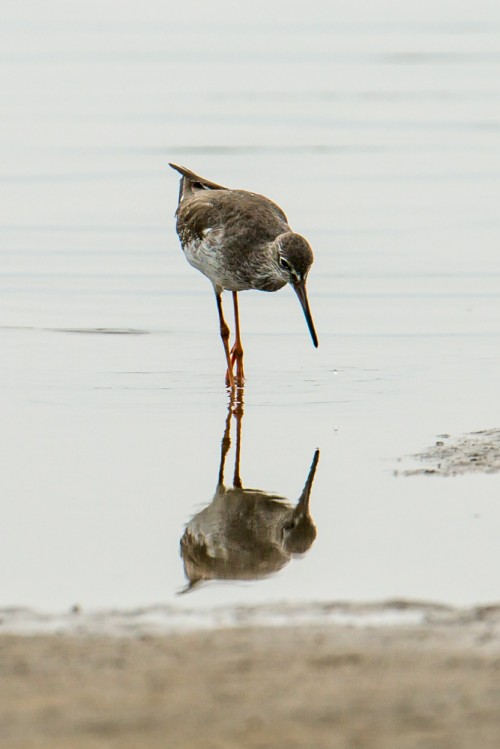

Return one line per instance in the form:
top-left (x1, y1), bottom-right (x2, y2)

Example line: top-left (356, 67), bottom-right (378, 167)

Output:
top-left (180, 406), bottom-right (319, 592)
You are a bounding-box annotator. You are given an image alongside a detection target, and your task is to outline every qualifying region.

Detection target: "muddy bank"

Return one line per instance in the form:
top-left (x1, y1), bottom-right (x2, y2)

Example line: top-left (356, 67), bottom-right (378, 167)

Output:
top-left (2, 612), bottom-right (500, 749)
top-left (399, 428), bottom-right (500, 476)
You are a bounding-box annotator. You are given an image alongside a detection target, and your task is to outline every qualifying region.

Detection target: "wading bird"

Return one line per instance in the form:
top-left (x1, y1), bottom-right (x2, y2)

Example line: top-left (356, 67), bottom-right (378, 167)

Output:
top-left (170, 164), bottom-right (318, 387)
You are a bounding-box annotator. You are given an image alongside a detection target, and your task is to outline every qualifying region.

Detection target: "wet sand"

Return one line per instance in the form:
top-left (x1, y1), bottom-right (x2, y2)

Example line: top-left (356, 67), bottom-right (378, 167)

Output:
top-left (3, 613), bottom-right (500, 749)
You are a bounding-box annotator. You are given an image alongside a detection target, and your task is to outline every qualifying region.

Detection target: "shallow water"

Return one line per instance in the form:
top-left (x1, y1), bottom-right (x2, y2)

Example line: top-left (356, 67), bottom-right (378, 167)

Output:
top-left (1, 2), bottom-right (500, 616)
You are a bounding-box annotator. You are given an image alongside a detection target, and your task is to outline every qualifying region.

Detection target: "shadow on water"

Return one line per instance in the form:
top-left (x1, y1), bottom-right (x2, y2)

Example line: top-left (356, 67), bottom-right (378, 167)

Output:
top-left (179, 398), bottom-right (320, 593)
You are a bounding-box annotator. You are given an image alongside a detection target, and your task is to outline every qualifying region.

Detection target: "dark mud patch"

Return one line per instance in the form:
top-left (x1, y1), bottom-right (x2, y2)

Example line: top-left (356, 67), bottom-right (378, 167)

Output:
top-left (398, 429), bottom-right (500, 477)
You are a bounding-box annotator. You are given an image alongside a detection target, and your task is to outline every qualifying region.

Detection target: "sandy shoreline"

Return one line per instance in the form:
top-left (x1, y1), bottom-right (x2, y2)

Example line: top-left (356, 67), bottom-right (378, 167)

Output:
top-left (3, 605), bottom-right (500, 749)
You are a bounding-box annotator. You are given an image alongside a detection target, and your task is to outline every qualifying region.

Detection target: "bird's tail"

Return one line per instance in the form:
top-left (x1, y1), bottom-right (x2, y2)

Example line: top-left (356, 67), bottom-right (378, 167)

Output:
top-left (169, 163), bottom-right (227, 202)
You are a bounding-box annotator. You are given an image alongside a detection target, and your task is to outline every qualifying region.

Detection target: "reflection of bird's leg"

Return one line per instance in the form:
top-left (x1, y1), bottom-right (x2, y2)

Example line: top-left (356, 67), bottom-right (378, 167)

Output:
top-left (233, 407), bottom-right (243, 489)
top-left (215, 290), bottom-right (235, 389)
top-left (218, 408), bottom-right (232, 488)
top-left (230, 292), bottom-right (245, 385)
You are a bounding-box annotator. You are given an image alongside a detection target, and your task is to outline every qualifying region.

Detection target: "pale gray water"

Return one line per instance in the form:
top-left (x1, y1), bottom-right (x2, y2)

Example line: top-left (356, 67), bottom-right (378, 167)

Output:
top-left (1, 1), bottom-right (500, 617)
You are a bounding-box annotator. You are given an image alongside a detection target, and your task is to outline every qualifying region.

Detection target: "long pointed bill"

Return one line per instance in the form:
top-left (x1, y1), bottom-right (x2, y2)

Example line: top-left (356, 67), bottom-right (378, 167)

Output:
top-left (293, 280), bottom-right (319, 348)
top-left (295, 449), bottom-right (320, 515)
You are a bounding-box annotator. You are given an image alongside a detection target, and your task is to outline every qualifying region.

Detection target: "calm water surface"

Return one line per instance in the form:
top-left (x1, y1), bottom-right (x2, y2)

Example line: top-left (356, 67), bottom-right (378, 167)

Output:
top-left (1, 1), bottom-right (500, 613)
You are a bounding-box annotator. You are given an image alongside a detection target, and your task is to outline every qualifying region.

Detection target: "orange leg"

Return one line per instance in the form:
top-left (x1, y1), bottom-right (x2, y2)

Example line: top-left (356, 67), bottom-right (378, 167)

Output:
top-left (230, 291), bottom-right (245, 385)
top-left (215, 291), bottom-right (235, 389)
top-left (217, 409), bottom-right (232, 488)
top-left (232, 404), bottom-right (243, 488)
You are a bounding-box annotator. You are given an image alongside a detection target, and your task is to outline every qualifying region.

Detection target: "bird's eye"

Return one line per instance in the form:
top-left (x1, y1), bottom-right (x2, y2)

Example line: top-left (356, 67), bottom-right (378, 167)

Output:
top-left (279, 257), bottom-right (291, 271)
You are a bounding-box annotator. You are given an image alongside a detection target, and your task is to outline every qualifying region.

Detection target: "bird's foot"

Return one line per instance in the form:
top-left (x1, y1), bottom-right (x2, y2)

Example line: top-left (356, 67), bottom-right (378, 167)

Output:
top-left (225, 367), bottom-right (235, 389)
top-left (225, 372), bottom-right (244, 390)
top-left (230, 344), bottom-right (245, 386)
top-left (227, 365), bottom-right (244, 387)
top-left (234, 366), bottom-right (245, 386)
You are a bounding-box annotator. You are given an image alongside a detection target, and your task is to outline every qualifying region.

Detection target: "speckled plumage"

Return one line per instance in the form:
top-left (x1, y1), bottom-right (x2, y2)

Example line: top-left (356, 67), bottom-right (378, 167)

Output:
top-left (169, 163), bottom-right (318, 386)
top-left (178, 189), bottom-right (292, 292)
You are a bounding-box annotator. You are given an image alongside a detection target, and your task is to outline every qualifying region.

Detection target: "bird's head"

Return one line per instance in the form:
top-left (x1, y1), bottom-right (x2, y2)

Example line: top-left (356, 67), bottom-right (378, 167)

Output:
top-left (274, 232), bottom-right (318, 348)
top-left (281, 510), bottom-right (317, 554)
top-left (280, 448), bottom-right (319, 554)
top-left (281, 450), bottom-right (319, 554)
top-left (275, 232), bottom-right (314, 284)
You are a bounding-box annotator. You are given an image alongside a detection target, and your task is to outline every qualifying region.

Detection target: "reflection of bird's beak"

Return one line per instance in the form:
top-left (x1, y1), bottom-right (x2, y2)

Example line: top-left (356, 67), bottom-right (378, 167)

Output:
top-left (293, 280), bottom-right (319, 348)
top-left (295, 449), bottom-right (320, 516)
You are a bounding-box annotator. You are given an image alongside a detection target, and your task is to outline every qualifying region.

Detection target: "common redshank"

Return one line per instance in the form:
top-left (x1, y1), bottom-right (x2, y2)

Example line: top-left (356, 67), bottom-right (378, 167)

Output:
top-left (170, 163), bottom-right (318, 387)
top-left (180, 408), bottom-right (319, 591)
